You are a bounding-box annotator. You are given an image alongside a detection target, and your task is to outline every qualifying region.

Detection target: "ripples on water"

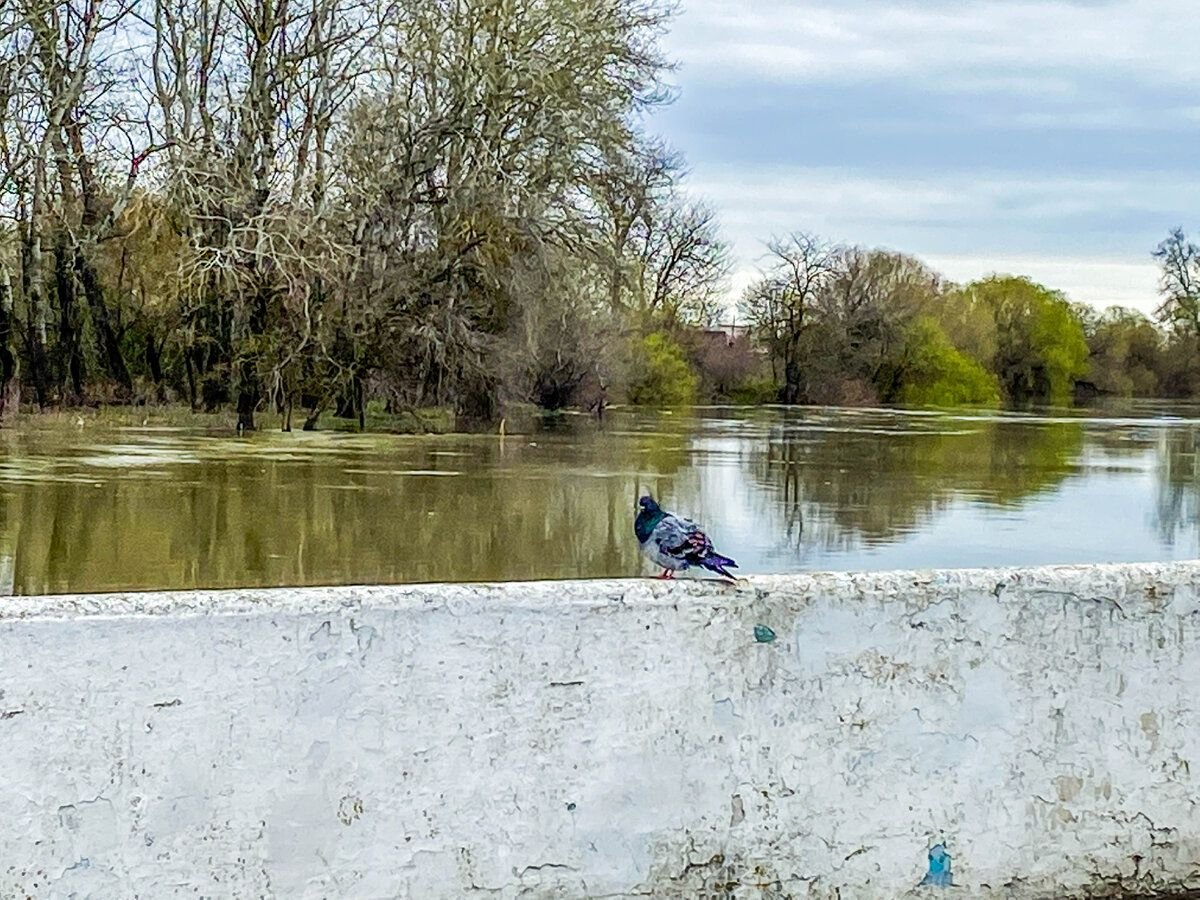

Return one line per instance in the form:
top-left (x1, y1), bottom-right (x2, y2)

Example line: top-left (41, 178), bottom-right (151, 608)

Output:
top-left (0, 402), bottom-right (1198, 594)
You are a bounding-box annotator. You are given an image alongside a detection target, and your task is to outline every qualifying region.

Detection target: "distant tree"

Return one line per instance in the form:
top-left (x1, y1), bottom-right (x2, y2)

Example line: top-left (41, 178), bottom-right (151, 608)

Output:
top-left (687, 329), bottom-right (759, 400)
top-left (1085, 307), bottom-right (1163, 397)
top-left (1154, 228), bottom-right (1200, 341)
top-left (636, 198), bottom-right (730, 327)
top-left (923, 286), bottom-right (998, 373)
top-left (740, 232), bottom-right (837, 403)
top-left (595, 141), bottom-right (730, 330)
top-left (895, 316), bottom-right (1000, 407)
top-left (818, 248), bottom-right (942, 400)
top-left (1156, 333), bottom-right (1200, 397)
top-left (961, 276), bottom-right (1089, 403)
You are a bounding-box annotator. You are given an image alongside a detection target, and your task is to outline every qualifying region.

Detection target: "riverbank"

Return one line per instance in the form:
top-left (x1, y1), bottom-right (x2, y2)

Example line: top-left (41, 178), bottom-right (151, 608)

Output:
top-left (3, 563), bottom-right (1200, 897)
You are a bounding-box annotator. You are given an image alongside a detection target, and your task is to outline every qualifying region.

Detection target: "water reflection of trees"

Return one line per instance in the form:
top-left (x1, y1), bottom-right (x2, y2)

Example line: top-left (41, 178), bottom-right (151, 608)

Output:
top-left (1154, 429), bottom-right (1200, 550)
top-left (747, 415), bottom-right (1086, 553)
top-left (0, 423), bottom-right (698, 594)
top-left (17, 409), bottom-right (1200, 594)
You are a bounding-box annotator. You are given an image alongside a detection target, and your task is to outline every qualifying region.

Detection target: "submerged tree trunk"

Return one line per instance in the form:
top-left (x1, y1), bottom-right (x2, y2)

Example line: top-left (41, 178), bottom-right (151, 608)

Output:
top-left (233, 286), bottom-right (270, 431)
top-left (334, 380), bottom-right (356, 418)
top-left (302, 402), bottom-right (322, 431)
top-left (781, 357), bottom-right (802, 405)
top-left (236, 384), bottom-right (257, 431)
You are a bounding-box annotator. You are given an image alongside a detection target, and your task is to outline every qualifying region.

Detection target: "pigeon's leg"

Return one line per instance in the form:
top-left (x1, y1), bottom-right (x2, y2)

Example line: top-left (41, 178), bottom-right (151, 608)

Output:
top-left (657, 569), bottom-right (674, 579)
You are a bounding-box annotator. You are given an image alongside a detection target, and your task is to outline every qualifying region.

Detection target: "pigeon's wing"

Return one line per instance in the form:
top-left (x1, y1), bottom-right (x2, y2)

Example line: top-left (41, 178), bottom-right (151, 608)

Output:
top-left (652, 514), bottom-right (714, 564)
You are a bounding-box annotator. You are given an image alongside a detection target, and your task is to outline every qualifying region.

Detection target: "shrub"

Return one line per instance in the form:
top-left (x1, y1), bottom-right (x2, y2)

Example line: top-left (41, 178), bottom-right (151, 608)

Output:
top-left (627, 332), bottom-right (699, 406)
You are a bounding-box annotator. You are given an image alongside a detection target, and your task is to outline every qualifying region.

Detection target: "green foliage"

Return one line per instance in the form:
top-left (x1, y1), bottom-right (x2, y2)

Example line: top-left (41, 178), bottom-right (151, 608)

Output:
top-left (727, 377), bottom-right (780, 405)
top-left (920, 288), bottom-right (997, 368)
top-left (739, 245), bottom-right (1094, 409)
top-left (963, 276), bottom-right (1089, 403)
top-left (627, 332), bottom-right (699, 406)
top-left (896, 317), bottom-right (1001, 407)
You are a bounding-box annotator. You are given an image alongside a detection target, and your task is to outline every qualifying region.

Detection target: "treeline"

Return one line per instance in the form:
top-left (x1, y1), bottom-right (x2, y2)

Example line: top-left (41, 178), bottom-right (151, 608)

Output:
top-left (3, 2), bottom-right (1199, 426)
top-left (684, 231), bottom-right (1200, 408)
top-left (0, 0), bottom-right (728, 428)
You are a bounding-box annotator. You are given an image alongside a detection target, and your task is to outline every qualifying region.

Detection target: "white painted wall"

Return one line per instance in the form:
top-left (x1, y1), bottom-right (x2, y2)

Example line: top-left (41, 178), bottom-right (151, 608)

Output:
top-left (2, 563), bottom-right (1200, 898)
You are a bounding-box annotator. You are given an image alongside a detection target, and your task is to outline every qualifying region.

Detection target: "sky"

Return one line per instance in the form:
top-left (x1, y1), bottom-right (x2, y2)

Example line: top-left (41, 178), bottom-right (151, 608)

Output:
top-left (649, 0), bottom-right (1200, 315)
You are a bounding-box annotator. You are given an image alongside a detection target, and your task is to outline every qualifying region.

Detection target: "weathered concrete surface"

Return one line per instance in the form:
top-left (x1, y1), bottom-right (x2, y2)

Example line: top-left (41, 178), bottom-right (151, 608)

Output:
top-left (3, 562), bottom-right (1200, 898)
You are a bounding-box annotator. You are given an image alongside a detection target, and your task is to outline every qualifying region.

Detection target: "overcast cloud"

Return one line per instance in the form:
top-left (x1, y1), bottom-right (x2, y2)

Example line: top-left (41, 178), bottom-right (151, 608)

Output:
top-left (650, 0), bottom-right (1200, 313)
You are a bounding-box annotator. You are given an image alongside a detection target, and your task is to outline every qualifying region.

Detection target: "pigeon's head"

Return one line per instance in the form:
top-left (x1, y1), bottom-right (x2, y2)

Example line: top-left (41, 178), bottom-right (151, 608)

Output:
top-left (637, 495), bottom-right (660, 513)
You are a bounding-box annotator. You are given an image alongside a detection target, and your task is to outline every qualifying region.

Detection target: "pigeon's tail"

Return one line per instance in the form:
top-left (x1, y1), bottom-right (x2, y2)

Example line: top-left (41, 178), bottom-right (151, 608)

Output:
top-left (700, 553), bottom-right (738, 580)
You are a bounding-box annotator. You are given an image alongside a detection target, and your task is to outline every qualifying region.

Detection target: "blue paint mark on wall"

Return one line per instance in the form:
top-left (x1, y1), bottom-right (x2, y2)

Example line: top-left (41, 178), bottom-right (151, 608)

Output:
top-left (753, 624), bottom-right (776, 643)
top-left (920, 843), bottom-right (952, 887)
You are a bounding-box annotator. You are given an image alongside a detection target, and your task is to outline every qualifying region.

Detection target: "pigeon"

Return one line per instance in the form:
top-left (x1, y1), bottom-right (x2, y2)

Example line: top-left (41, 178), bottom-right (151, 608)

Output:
top-left (634, 495), bottom-right (738, 580)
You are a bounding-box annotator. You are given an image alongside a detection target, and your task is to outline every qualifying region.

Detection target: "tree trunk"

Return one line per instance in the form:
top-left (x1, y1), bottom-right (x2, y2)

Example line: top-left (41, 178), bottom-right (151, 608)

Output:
top-left (0, 264), bottom-right (17, 418)
top-left (302, 403), bottom-right (322, 431)
top-left (76, 248), bottom-right (132, 396)
top-left (183, 346), bottom-right (197, 410)
top-left (20, 228), bottom-right (49, 408)
top-left (334, 379), bottom-right (357, 418)
top-left (236, 384), bottom-right (257, 431)
top-left (145, 335), bottom-right (166, 402)
top-left (233, 285), bottom-right (269, 431)
top-left (782, 358), bottom-right (802, 405)
top-left (53, 237), bottom-right (85, 402)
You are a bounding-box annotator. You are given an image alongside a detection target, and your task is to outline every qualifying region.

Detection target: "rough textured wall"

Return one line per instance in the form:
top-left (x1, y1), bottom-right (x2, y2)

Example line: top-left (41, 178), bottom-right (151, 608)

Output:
top-left (2, 563), bottom-right (1200, 898)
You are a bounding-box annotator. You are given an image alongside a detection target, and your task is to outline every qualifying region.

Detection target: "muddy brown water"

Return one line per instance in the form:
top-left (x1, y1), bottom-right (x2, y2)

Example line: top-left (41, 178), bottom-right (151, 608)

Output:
top-left (1, 402), bottom-right (1198, 595)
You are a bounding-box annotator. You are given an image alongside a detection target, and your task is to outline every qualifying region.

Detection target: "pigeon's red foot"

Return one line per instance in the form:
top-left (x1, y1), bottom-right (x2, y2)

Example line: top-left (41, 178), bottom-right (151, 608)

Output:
top-left (657, 569), bottom-right (674, 579)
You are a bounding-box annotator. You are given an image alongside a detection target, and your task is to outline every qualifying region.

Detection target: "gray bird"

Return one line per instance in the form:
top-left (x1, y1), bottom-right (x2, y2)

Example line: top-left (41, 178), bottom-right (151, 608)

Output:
top-left (634, 495), bottom-right (737, 580)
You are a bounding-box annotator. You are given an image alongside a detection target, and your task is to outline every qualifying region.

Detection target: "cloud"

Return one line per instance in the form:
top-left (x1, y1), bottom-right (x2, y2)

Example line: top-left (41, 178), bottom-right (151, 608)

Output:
top-left (681, 168), bottom-right (1181, 312)
top-left (655, 0), bottom-right (1198, 315)
top-left (923, 255), bottom-right (1161, 312)
top-left (685, 167), bottom-right (1197, 254)
top-left (666, 0), bottom-right (1200, 91)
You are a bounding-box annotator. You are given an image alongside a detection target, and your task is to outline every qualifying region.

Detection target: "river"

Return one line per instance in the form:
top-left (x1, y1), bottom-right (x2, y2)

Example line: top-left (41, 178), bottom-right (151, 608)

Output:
top-left (1, 403), bottom-right (1197, 594)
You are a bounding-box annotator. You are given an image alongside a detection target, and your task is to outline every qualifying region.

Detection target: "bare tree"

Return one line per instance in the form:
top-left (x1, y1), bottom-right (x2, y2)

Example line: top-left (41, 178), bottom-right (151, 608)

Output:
top-left (1154, 227), bottom-right (1200, 342)
top-left (741, 232), bottom-right (837, 403)
top-left (637, 197), bottom-right (729, 327)
top-left (818, 248), bottom-right (941, 393)
top-left (0, 0), bottom-right (711, 423)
